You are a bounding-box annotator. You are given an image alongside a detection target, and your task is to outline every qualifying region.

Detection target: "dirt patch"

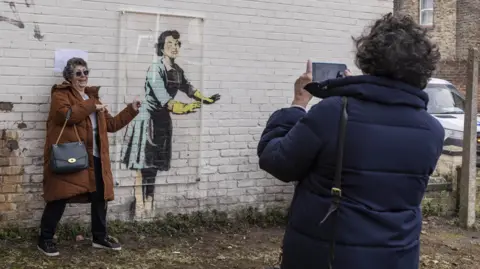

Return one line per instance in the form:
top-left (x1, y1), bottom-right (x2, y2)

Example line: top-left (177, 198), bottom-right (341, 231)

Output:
top-left (420, 217), bottom-right (480, 268)
top-left (1, 217), bottom-right (479, 269)
top-left (0, 228), bottom-right (283, 269)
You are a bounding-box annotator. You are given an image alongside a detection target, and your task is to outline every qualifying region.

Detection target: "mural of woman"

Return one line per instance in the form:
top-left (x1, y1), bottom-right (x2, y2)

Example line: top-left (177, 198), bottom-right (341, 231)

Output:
top-left (121, 29), bottom-right (220, 207)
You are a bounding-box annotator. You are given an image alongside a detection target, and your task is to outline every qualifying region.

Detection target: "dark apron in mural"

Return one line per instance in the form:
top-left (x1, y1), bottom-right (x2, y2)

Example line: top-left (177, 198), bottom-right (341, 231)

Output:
top-left (144, 107), bottom-right (172, 171)
top-left (144, 65), bottom-right (194, 170)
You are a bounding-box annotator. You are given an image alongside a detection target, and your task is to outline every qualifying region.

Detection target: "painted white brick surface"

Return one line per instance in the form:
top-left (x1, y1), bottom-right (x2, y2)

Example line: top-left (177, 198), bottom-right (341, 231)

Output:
top-left (0, 0), bottom-right (392, 226)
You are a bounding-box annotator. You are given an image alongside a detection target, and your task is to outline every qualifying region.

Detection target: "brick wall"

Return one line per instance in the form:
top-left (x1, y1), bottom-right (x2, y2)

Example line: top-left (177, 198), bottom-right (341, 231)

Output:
top-left (0, 0), bottom-right (393, 227)
top-left (394, 0), bottom-right (457, 59)
top-left (456, 0), bottom-right (480, 60)
top-left (394, 0), bottom-right (420, 28)
top-left (434, 60), bottom-right (468, 92)
top-left (394, 0), bottom-right (479, 98)
top-left (432, 0), bottom-right (457, 60)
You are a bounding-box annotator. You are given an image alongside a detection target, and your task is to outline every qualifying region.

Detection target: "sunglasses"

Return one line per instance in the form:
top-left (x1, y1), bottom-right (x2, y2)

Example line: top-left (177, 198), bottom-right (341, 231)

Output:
top-left (74, 69), bottom-right (90, 77)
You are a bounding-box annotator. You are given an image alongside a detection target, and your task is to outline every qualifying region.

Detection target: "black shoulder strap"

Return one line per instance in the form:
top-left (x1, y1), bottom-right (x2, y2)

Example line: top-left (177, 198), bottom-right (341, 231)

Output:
top-left (333, 96), bottom-right (348, 197)
top-left (319, 96), bottom-right (349, 269)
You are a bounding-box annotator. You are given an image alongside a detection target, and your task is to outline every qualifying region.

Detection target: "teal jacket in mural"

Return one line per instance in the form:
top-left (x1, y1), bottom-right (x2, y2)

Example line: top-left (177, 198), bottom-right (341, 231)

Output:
top-left (121, 57), bottom-right (197, 170)
top-left (121, 59), bottom-right (167, 170)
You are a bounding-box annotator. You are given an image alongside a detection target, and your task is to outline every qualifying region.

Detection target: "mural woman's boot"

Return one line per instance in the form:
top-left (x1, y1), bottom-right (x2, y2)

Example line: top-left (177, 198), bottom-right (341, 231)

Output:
top-left (140, 184), bottom-right (153, 215)
top-left (140, 185), bottom-right (154, 214)
top-left (140, 168), bottom-right (157, 214)
top-left (145, 193), bottom-right (154, 213)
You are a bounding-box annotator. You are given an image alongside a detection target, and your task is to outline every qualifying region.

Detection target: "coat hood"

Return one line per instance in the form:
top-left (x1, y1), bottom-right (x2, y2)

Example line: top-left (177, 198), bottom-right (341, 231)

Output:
top-left (51, 81), bottom-right (101, 99)
top-left (304, 75), bottom-right (429, 109)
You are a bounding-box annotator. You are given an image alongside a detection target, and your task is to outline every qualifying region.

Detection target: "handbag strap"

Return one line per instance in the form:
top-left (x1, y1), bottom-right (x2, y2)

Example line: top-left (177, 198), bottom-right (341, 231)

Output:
top-left (55, 108), bottom-right (82, 145)
top-left (318, 96), bottom-right (348, 269)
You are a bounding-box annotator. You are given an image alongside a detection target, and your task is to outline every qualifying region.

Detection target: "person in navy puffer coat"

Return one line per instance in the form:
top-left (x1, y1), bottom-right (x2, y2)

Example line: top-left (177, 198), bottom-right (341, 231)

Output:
top-left (258, 13), bottom-right (445, 269)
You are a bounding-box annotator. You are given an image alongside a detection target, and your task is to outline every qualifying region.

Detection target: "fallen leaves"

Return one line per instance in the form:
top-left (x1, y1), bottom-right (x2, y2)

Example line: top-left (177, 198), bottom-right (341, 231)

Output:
top-left (421, 254), bottom-right (456, 268)
top-left (75, 235), bottom-right (84, 242)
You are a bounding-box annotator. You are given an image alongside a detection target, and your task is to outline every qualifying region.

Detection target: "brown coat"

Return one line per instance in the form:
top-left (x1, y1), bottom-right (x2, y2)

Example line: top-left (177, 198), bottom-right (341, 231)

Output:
top-left (43, 82), bottom-right (139, 203)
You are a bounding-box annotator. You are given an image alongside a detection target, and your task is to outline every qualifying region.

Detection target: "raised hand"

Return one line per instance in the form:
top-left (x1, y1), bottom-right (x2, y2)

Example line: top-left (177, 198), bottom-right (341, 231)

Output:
top-left (168, 100), bottom-right (202, 114)
top-left (183, 101), bottom-right (202, 112)
top-left (193, 90), bottom-right (221, 104)
top-left (203, 93), bottom-right (221, 104)
top-left (131, 96), bottom-right (142, 111)
top-left (292, 60), bottom-right (313, 108)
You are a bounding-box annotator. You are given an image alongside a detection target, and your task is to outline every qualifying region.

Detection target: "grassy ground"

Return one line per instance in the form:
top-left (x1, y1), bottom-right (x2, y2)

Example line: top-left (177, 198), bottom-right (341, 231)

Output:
top-left (1, 217), bottom-right (480, 269)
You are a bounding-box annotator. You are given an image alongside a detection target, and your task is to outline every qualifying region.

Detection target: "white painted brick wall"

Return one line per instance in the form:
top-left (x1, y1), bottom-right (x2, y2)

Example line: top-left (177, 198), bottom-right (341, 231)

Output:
top-left (0, 0), bottom-right (392, 227)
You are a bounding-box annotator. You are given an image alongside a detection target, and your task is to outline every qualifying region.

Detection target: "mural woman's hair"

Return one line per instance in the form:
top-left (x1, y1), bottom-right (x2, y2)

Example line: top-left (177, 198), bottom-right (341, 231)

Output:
top-left (63, 57), bottom-right (88, 82)
top-left (156, 30), bottom-right (181, 56)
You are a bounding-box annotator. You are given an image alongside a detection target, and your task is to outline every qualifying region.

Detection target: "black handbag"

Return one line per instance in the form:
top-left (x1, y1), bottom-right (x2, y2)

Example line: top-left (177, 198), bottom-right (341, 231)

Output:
top-left (50, 109), bottom-right (89, 174)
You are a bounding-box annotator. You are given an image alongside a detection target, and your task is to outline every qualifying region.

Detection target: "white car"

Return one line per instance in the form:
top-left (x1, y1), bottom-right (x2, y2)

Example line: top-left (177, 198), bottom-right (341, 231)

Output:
top-left (424, 78), bottom-right (479, 165)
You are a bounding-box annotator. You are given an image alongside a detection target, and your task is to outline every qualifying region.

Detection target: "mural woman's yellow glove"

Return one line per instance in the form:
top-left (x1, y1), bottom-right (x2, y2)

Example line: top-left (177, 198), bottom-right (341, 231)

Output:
top-left (193, 90), bottom-right (221, 104)
top-left (167, 100), bottom-right (201, 114)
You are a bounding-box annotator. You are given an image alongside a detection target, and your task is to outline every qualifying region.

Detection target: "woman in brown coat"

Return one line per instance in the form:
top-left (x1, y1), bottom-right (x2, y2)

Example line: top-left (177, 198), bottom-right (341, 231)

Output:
top-left (38, 57), bottom-right (140, 257)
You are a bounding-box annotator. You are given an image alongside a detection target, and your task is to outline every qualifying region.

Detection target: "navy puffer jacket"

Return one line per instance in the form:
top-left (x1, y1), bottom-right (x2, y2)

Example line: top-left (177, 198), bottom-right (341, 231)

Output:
top-left (257, 75), bottom-right (444, 269)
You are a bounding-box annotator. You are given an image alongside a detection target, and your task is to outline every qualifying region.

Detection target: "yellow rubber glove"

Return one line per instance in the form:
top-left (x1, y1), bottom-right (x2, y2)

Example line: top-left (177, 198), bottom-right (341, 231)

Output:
top-left (167, 100), bottom-right (201, 114)
top-left (193, 90), bottom-right (221, 104)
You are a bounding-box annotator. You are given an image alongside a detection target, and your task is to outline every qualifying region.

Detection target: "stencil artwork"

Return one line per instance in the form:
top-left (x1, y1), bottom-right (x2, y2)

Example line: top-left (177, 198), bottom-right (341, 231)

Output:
top-left (121, 29), bottom-right (220, 210)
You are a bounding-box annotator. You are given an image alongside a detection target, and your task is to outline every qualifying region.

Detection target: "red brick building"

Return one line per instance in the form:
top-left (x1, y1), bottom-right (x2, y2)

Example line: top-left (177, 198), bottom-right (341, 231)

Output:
top-left (394, 0), bottom-right (480, 93)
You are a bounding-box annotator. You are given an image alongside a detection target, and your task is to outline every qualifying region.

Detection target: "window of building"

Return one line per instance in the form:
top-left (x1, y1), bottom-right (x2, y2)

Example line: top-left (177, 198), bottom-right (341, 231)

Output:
top-left (420, 0), bottom-right (434, 26)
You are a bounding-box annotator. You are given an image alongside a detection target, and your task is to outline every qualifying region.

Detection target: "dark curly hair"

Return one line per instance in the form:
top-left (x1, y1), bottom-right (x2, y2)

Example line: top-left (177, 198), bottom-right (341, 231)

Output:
top-left (353, 12), bottom-right (441, 89)
top-left (63, 57), bottom-right (88, 82)
top-left (156, 30), bottom-right (181, 56)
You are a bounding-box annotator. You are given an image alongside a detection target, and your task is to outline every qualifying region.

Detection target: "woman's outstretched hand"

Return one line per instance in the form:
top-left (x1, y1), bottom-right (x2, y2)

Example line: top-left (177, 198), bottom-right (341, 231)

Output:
top-left (131, 97), bottom-right (142, 111)
top-left (96, 104), bottom-right (108, 112)
top-left (292, 60), bottom-right (313, 108)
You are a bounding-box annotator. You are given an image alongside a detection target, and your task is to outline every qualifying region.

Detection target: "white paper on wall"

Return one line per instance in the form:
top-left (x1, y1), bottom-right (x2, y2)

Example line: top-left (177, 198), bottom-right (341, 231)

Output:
top-left (54, 49), bottom-right (89, 72)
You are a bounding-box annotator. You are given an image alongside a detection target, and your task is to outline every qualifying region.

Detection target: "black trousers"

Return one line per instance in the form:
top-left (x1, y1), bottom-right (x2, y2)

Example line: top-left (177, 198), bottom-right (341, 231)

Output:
top-left (39, 156), bottom-right (107, 241)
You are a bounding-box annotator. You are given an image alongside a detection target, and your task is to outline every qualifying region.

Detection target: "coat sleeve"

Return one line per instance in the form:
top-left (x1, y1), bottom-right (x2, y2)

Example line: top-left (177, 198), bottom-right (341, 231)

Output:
top-left (179, 68), bottom-right (197, 98)
top-left (51, 91), bottom-right (97, 126)
top-left (104, 103), bottom-right (139, 133)
top-left (257, 99), bottom-right (340, 182)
